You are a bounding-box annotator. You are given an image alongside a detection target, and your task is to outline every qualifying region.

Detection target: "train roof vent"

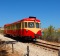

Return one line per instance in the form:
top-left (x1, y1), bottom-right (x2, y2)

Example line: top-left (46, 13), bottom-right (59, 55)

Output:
top-left (29, 16), bottom-right (36, 18)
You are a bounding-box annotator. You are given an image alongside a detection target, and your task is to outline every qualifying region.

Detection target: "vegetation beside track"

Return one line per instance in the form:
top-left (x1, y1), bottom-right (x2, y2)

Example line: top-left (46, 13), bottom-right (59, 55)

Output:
top-left (0, 40), bottom-right (8, 56)
top-left (0, 27), bottom-right (4, 34)
top-left (0, 30), bottom-right (4, 34)
top-left (41, 25), bottom-right (60, 43)
top-left (0, 39), bottom-right (19, 56)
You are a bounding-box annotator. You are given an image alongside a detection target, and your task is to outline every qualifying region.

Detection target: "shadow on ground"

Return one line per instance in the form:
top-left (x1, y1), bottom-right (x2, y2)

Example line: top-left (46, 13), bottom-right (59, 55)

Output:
top-left (4, 35), bottom-right (36, 43)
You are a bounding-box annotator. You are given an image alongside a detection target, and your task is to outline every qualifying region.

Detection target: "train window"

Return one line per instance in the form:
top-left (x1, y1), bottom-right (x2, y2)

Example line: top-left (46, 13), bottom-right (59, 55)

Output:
top-left (20, 23), bottom-right (21, 28)
top-left (16, 24), bottom-right (19, 29)
top-left (7, 26), bottom-right (10, 30)
top-left (5, 27), bottom-right (7, 30)
top-left (14, 25), bottom-right (16, 29)
top-left (28, 22), bottom-right (34, 28)
top-left (11, 25), bottom-right (13, 30)
top-left (12, 25), bottom-right (14, 30)
top-left (18, 23), bottom-right (21, 29)
top-left (7, 27), bottom-right (8, 30)
top-left (11, 24), bottom-right (16, 30)
top-left (36, 23), bottom-right (39, 28)
top-left (10, 26), bottom-right (12, 30)
top-left (25, 22), bottom-right (27, 28)
top-left (16, 23), bottom-right (21, 29)
top-left (6, 27), bottom-right (8, 30)
top-left (22, 22), bottom-right (24, 28)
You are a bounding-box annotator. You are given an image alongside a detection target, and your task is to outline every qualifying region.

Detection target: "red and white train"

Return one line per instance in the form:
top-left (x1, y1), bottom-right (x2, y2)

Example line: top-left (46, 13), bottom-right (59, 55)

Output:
top-left (4, 16), bottom-right (42, 41)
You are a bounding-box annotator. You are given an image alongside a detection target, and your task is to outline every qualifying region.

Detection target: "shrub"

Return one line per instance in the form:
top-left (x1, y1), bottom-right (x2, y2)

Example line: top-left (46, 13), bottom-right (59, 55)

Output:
top-left (42, 25), bottom-right (60, 42)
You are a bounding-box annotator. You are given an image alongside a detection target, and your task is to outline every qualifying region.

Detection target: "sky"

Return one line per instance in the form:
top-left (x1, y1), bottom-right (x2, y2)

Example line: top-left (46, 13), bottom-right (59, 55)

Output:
top-left (0, 0), bottom-right (60, 29)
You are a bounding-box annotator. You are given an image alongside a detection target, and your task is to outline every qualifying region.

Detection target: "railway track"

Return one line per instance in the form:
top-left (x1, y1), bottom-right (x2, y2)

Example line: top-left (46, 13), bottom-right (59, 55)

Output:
top-left (2, 34), bottom-right (60, 51)
top-left (4, 35), bottom-right (60, 51)
top-left (32, 40), bottom-right (60, 51)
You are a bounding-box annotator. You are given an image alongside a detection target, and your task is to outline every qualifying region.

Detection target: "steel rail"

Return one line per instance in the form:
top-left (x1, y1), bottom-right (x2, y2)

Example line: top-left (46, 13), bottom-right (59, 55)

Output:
top-left (32, 41), bottom-right (60, 51)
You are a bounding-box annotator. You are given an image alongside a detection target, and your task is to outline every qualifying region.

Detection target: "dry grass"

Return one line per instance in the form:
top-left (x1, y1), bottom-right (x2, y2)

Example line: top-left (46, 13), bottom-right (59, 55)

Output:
top-left (0, 30), bottom-right (4, 34)
top-left (0, 40), bottom-right (20, 56)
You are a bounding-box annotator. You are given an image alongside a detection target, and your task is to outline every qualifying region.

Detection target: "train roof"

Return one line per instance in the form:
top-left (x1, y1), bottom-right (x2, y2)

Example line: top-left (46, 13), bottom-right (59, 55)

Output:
top-left (4, 24), bottom-right (11, 27)
top-left (21, 18), bottom-right (40, 22)
top-left (16, 17), bottom-right (40, 22)
top-left (4, 16), bottom-right (40, 26)
top-left (12, 17), bottom-right (40, 24)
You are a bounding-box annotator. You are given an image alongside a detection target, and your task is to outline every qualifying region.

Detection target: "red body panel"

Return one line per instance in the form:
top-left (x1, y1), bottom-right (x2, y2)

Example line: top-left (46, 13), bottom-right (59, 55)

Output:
top-left (4, 29), bottom-right (42, 39)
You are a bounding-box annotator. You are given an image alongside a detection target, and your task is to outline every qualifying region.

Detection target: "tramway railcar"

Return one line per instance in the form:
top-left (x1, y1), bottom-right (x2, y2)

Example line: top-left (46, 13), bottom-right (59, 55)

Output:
top-left (4, 16), bottom-right (42, 41)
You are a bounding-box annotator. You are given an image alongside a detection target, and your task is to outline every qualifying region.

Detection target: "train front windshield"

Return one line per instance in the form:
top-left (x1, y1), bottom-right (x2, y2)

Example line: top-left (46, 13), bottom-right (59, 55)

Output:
top-left (28, 22), bottom-right (34, 28)
top-left (28, 22), bottom-right (40, 28)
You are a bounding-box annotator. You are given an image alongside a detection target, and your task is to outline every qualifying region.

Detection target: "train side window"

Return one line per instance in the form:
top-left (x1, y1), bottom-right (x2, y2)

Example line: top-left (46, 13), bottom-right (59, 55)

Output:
top-left (16, 23), bottom-right (21, 29)
top-left (11, 25), bottom-right (12, 30)
top-left (11, 25), bottom-right (13, 30)
top-left (7, 26), bottom-right (10, 30)
top-left (6, 27), bottom-right (7, 30)
top-left (14, 25), bottom-right (16, 30)
top-left (9, 27), bottom-right (11, 30)
top-left (20, 23), bottom-right (21, 28)
top-left (16, 24), bottom-right (19, 29)
top-left (18, 23), bottom-right (21, 29)
top-left (36, 23), bottom-right (39, 28)
top-left (11, 25), bottom-right (15, 30)
top-left (7, 27), bottom-right (8, 30)
top-left (13, 25), bottom-right (14, 30)
top-left (25, 22), bottom-right (27, 28)
top-left (22, 22), bottom-right (24, 28)
top-left (40, 23), bottom-right (41, 28)
top-left (12, 25), bottom-right (14, 30)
